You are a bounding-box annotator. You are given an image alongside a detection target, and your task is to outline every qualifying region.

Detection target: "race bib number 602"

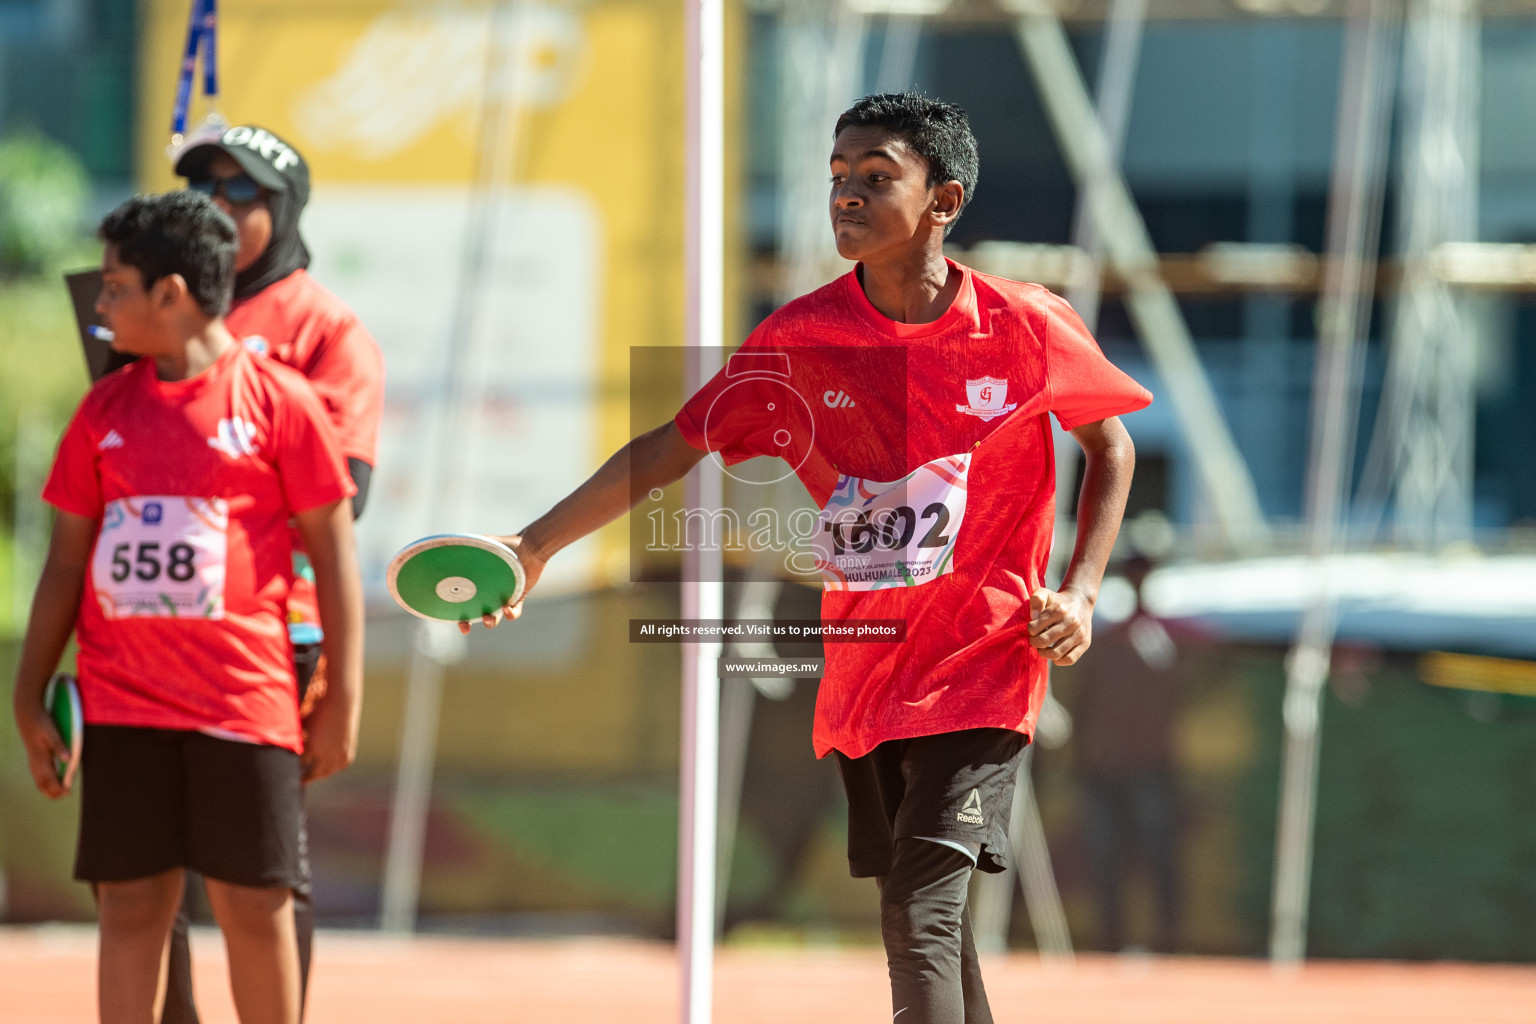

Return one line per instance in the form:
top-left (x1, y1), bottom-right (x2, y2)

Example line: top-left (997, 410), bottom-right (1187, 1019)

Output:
top-left (91, 496), bottom-right (229, 619)
top-left (812, 453), bottom-right (970, 591)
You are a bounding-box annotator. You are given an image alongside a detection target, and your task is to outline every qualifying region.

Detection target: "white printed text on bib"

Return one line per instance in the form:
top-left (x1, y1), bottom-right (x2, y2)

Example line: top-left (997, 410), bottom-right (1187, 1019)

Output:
top-left (813, 453), bottom-right (970, 591)
top-left (91, 496), bottom-right (229, 619)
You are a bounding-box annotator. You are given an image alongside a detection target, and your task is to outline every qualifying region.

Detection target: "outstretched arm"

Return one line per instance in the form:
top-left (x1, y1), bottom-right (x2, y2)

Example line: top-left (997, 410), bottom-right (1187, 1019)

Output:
top-left (1027, 416), bottom-right (1136, 666)
top-left (465, 421), bottom-right (707, 632)
top-left (12, 511), bottom-right (95, 797)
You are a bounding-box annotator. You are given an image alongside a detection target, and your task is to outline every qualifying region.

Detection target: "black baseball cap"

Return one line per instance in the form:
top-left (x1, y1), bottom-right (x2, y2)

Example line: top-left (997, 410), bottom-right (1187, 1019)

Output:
top-left (174, 124), bottom-right (310, 204)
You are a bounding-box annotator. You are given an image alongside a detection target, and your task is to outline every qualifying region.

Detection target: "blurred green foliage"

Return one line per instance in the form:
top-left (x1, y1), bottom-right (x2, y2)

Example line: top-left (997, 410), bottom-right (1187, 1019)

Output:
top-left (1308, 665), bottom-right (1536, 960)
top-left (0, 634), bottom-right (92, 922)
top-left (1236, 650), bottom-right (1536, 961)
top-left (0, 274), bottom-right (96, 634)
top-left (0, 274), bottom-right (94, 479)
top-left (0, 132), bottom-right (91, 276)
top-left (0, 132), bottom-right (99, 573)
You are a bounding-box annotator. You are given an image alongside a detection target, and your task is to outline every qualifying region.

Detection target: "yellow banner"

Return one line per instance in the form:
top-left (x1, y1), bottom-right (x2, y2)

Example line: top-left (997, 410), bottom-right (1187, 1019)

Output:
top-left (139, 0), bottom-right (743, 592)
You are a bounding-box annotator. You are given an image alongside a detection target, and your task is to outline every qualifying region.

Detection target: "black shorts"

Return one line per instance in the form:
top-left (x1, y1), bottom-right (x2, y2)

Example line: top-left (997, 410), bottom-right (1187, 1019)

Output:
top-left (836, 727), bottom-right (1028, 878)
top-left (75, 725), bottom-right (305, 889)
top-left (293, 641), bottom-right (322, 705)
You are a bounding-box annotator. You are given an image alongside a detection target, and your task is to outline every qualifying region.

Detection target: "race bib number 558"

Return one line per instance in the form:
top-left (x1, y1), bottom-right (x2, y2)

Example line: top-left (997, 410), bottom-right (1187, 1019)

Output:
top-left (812, 453), bottom-right (970, 591)
top-left (91, 496), bottom-right (229, 619)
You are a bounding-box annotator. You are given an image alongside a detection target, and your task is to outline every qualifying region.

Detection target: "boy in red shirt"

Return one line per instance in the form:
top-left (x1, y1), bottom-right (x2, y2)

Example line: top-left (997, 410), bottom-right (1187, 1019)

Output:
top-left (166, 123), bottom-right (385, 1024)
top-left (11, 191), bottom-right (363, 1024)
top-left (471, 93), bottom-right (1149, 1021)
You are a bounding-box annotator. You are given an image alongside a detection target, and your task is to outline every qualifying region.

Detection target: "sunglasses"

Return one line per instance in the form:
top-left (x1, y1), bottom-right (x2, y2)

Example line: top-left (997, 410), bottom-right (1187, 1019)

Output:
top-left (188, 174), bottom-right (264, 206)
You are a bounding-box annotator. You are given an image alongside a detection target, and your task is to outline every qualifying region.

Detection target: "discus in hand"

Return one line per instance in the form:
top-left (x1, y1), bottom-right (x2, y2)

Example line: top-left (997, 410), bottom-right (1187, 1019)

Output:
top-left (43, 672), bottom-right (82, 783)
top-left (387, 533), bottom-right (525, 623)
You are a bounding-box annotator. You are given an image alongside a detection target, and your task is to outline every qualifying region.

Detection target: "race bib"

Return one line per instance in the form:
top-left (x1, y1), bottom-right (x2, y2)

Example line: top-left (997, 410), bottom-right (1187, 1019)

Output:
top-left (91, 496), bottom-right (229, 619)
top-left (812, 453), bottom-right (970, 591)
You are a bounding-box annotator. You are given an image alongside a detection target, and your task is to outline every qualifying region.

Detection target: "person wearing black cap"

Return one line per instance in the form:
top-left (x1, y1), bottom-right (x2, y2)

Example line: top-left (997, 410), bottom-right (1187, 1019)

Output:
top-left (162, 124), bottom-right (384, 1024)
top-left (173, 124), bottom-right (383, 503)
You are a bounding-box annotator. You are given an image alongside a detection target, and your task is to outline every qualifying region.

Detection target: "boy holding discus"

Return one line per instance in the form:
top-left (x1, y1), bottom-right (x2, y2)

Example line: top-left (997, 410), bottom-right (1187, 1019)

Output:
top-left (166, 122), bottom-right (386, 1024)
top-left (11, 190), bottom-right (362, 1024)
top-left (469, 93), bottom-right (1149, 1022)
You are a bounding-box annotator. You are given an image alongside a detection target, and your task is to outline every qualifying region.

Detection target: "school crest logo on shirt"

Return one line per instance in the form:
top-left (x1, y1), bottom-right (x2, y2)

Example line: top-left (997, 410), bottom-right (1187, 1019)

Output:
top-left (208, 417), bottom-right (261, 459)
top-left (956, 376), bottom-right (1018, 421)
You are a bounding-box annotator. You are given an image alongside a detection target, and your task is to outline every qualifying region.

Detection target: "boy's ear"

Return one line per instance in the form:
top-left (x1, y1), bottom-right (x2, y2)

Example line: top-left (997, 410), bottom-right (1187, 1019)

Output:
top-left (150, 272), bottom-right (191, 313)
top-left (931, 180), bottom-right (964, 228)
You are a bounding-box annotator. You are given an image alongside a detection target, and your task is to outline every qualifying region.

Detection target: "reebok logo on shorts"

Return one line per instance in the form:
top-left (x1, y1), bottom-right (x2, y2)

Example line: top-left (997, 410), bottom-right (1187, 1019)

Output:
top-left (956, 788), bottom-right (984, 825)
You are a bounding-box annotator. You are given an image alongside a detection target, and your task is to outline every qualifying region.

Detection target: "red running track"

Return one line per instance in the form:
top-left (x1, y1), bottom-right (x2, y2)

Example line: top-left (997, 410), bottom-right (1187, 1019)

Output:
top-left (4, 926), bottom-right (1534, 1023)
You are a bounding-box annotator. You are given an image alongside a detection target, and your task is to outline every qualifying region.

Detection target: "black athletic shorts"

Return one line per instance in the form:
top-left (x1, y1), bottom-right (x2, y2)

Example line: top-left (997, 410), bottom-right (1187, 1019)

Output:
top-left (836, 727), bottom-right (1028, 878)
top-left (293, 640), bottom-right (322, 705)
top-left (75, 725), bottom-right (305, 889)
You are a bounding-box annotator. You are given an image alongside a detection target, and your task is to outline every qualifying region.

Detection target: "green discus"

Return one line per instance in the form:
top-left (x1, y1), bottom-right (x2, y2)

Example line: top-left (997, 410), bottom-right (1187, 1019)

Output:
top-left (43, 673), bottom-right (82, 783)
top-left (387, 533), bottom-right (525, 623)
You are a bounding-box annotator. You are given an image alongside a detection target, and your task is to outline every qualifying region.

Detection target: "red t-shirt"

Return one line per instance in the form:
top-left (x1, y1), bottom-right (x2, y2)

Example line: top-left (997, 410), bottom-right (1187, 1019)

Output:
top-left (227, 268), bottom-right (384, 633)
top-left (43, 343), bottom-right (356, 752)
top-left (675, 261), bottom-right (1152, 758)
top-left (225, 268), bottom-right (384, 466)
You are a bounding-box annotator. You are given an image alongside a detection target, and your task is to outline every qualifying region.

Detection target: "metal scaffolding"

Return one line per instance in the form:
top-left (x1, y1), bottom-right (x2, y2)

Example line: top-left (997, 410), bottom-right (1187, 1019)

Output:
top-left (776, 0), bottom-right (869, 305)
top-left (1270, 0), bottom-right (1401, 966)
top-left (1357, 0), bottom-right (1482, 548)
top-left (1006, 2), bottom-right (1271, 551)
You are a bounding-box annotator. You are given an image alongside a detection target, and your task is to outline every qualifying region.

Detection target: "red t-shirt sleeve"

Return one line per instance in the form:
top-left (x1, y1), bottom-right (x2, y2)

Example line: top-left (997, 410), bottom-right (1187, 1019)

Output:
top-left (1042, 290), bottom-right (1153, 430)
top-left (304, 315), bottom-right (385, 466)
top-left (42, 401), bottom-right (103, 519)
top-left (674, 333), bottom-right (809, 466)
top-left (271, 375), bottom-right (358, 514)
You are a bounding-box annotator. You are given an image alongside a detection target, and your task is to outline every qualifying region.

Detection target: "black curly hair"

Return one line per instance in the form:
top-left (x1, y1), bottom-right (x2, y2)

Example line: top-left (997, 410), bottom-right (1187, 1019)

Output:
top-left (834, 92), bottom-right (979, 233)
top-left (98, 190), bottom-right (237, 317)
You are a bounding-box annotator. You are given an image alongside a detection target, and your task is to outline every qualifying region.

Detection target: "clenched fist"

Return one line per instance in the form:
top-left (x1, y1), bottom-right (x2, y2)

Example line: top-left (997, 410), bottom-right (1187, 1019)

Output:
top-left (1027, 586), bottom-right (1094, 666)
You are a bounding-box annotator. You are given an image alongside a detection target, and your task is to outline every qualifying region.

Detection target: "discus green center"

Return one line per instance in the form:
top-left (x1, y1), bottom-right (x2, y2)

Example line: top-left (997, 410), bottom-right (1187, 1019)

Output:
top-left (395, 545), bottom-right (520, 621)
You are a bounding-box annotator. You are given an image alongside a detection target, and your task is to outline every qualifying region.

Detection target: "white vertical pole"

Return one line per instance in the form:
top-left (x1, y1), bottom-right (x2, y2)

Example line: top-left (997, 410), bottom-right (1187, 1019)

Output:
top-left (1355, 0), bottom-right (1480, 547)
top-left (379, 0), bottom-right (525, 934)
top-left (681, 1), bottom-right (725, 1022)
top-left (1064, 0), bottom-right (1147, 333)
top-left (1269, 0), bottom-right (1398, 966)
top-left (1051, 0), bottom-right (1146, 575)
top-left (379, 623), bottom-right (461, 933)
